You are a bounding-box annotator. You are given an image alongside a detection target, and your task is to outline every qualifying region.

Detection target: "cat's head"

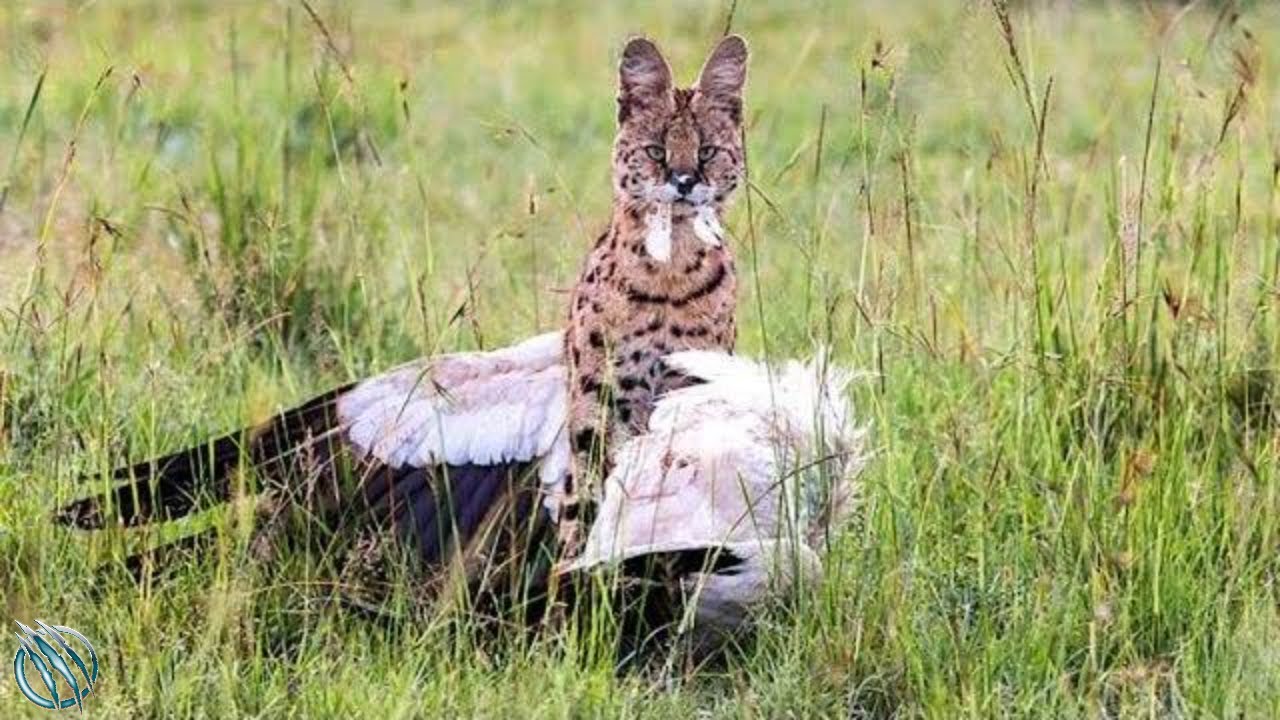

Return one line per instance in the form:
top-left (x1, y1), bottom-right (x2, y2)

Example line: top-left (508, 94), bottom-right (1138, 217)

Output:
top-left (612, 36), bottom-right (748, 213)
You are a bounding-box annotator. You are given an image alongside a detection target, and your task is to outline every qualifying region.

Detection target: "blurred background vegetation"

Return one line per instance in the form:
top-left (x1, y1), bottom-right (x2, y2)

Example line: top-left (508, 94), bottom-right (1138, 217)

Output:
top-left (2, 1), bottom-right (1279, 716)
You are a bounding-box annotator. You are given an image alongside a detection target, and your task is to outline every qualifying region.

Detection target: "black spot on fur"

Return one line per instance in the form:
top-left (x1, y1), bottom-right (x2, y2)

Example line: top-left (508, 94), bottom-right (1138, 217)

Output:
top-left (588, 330), bottom-right (604, 348)
top-left (626, 262), bottom-right (730, 307)
top-left (725, 101), bottom-right (742, 125)
top-left (626, 287), bottom-right (670, 304)
top-left (573, 428), bottom-right (600, 453)
top-left (671, 262), bottom-right (728, 307)
top-left (618, 376), bottom-right (649, 392)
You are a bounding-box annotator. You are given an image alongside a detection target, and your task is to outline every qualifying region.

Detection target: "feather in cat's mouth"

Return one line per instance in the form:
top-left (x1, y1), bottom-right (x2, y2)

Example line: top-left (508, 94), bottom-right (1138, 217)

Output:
top-left (643, 203), bottom-right (723, 262)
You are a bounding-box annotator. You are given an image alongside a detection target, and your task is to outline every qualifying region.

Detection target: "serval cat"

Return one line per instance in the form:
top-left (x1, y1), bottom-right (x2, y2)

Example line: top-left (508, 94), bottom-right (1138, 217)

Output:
top-left (559, 35), bottom-right (749, 557)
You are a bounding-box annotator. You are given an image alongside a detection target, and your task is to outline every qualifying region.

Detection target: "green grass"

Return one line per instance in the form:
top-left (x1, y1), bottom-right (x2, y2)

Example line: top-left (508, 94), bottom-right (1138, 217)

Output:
top-left (3, 0), bottom-right (1280, 716)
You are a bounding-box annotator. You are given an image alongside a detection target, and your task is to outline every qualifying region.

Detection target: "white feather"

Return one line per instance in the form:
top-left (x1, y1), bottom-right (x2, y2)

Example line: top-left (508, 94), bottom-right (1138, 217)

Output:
top-left (338, 331), bottom-right (568, 473)
top-left (643, 204), bottom-right (673, 262)
top-left (564, 349), bottom-right (870, 635)
top-left (692, 205), bottom-right (723, 248)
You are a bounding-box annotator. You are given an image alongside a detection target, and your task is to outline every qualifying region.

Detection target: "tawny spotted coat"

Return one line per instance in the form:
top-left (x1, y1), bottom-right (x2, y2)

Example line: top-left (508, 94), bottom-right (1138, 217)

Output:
top-left (561, 36), bottom-right (749, 542)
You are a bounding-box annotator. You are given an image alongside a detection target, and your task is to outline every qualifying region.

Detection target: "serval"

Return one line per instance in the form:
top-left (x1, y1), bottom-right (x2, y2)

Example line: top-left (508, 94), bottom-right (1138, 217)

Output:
top-left (560, 35), bottom-right (749, 556)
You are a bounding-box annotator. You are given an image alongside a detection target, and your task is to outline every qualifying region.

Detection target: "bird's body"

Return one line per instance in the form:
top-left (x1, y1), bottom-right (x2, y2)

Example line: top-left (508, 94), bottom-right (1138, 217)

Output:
top-left (57, 332), bottom-right (866, 641)
top-left (566, 350), bottom-right (865, 644)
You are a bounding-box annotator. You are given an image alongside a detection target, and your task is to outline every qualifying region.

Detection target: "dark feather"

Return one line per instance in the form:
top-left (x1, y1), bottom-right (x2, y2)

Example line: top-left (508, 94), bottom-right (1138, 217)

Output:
top-left (55, 384), bottom-right (555, 616)
top-left (353, 460), bottom-right (542, 567)
top-left (54, 386), bottom-right (350, 529)
top-left (328, 460), bottom-right (554, 617)
top-left (617, 546), bottom-right (745, 579)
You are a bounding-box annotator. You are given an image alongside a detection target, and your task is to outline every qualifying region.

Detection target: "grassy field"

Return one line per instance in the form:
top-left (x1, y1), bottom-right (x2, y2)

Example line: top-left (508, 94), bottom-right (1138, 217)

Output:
top-left (3, 0), bottom-right (1280, 716)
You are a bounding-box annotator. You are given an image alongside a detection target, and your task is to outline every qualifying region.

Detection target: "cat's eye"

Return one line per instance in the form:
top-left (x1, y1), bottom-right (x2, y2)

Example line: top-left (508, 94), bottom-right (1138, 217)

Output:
top-left (645, 145), bottom-right (667, 162)
top-left (698, 145), bottom-right (719, 162)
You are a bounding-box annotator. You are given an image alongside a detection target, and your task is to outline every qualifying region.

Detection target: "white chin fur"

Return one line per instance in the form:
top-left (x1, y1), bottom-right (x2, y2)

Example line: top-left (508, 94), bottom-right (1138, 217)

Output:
top-left (644, 205), bottom-right (673, 262)
top-left (693, 205), bottom-right (723, 248)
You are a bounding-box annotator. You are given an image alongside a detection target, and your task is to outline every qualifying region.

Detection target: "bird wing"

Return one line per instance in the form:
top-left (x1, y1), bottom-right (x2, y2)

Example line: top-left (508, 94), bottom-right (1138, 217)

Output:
top-left (327, 331), bottom-right (571, 604)
top-left (56, 331), bottom-right (572, 604)
top-left (336, 330), bottom-right (570, 498)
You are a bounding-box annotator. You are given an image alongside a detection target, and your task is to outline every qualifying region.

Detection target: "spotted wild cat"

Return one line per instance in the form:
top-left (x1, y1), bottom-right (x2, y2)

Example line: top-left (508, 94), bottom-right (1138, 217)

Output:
top-left (559, 35), bottom-right (749, 554)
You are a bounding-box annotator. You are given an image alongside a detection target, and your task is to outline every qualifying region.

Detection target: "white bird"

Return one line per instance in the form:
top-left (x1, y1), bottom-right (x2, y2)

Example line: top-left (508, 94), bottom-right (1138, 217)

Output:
top-left (564, 349), bottom-right (867, 643)
top-left (56, 332), bottom-right (867, 639)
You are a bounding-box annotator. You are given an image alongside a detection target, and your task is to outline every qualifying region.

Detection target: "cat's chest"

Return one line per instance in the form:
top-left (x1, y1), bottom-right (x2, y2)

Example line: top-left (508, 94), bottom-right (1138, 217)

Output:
top-left (568, 237), bottom-right (737, 427)
top-left (602, 259), bottom-right (737, 428)
top-left (583, 250), bottom-right (735, 345)
top-left (580, 232), bottom-right (735, 309)
top-left (607, 307), bottom-right (731, 426)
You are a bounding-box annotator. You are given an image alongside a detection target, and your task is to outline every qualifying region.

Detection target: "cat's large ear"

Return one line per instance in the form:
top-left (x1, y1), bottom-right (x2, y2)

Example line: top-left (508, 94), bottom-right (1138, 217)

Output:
top-left (617, 37), bottom-right (674, 123)
top-left (695, 35), bottom-right (748, 123)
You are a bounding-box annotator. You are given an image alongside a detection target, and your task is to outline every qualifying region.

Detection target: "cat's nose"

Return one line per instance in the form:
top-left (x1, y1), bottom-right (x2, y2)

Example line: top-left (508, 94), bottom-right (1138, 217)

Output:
top-left (672, 173), bottom-right (697, 196)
